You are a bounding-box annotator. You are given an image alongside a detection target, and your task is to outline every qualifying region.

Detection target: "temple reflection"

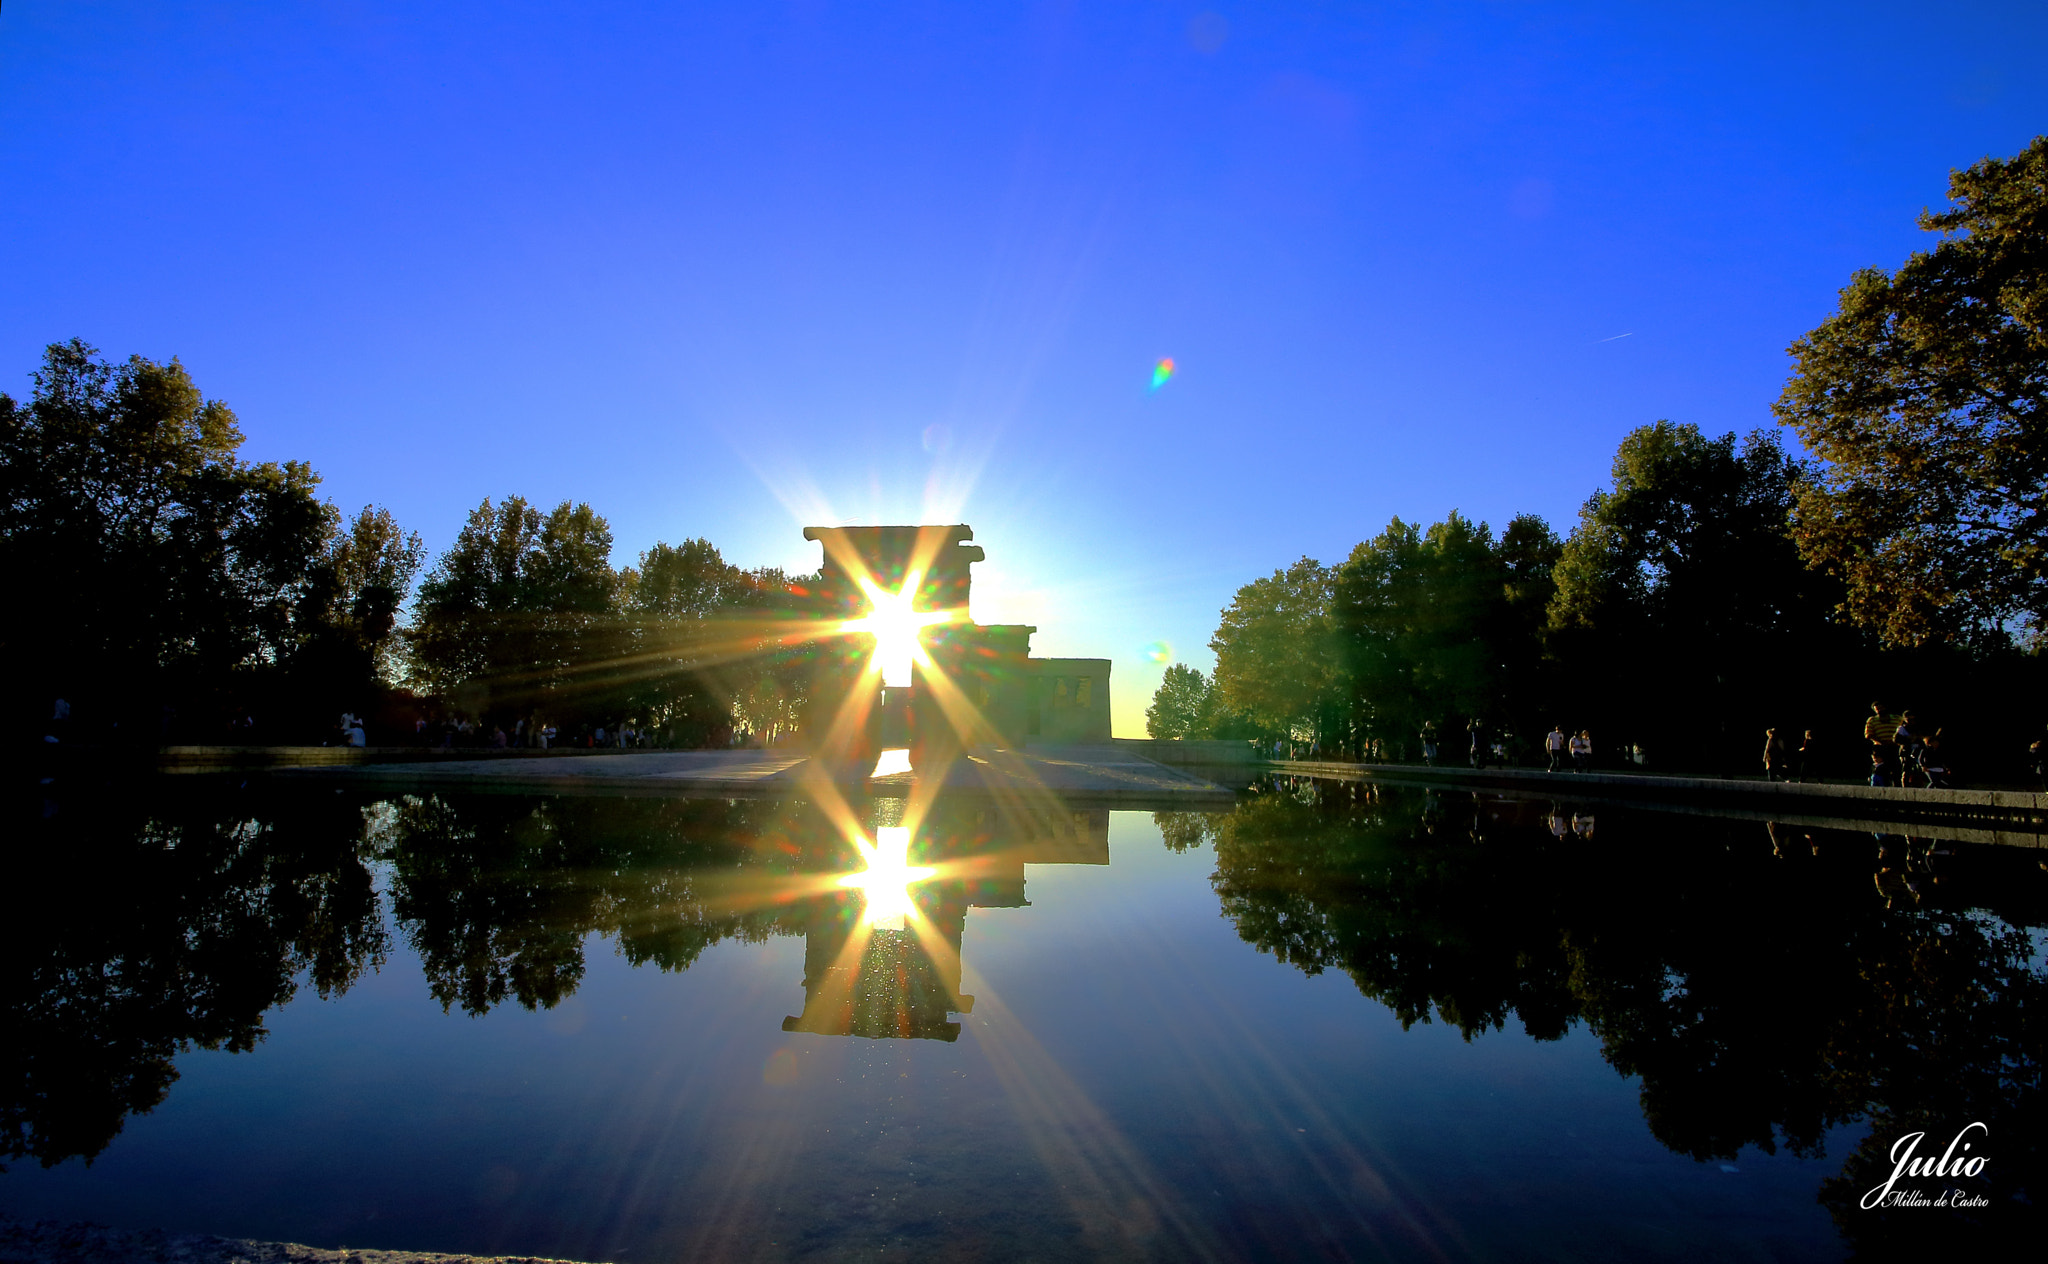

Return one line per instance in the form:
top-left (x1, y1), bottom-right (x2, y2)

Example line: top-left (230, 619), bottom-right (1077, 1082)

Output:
top-left (783, 804), bottom-right (1107, 1041)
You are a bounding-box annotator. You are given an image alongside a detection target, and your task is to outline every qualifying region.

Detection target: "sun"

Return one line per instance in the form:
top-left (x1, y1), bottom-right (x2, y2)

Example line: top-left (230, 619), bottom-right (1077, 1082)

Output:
top-left (841, 576), bottom-right (954, 688)
top-left (837, 827), bottom-right (937, 930)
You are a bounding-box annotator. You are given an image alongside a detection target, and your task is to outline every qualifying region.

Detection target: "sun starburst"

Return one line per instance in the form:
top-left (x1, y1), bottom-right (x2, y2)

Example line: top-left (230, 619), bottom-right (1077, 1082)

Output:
top-left (837, 826), bottom-right (937, 930)
top-left (839, 576), bottom-right (956, 687)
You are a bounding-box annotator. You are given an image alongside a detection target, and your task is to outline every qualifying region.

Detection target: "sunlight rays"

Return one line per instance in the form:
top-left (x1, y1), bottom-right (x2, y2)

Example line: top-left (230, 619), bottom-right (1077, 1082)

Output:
top-left (836, 826), bottom-right (936, 931)
top-left (840, 575), bottom-right (954, 688)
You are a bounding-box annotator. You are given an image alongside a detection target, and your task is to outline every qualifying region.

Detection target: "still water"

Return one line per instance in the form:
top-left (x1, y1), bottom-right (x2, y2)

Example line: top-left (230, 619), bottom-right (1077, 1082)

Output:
top-left (2, 777), bottom-right (2039, 1260)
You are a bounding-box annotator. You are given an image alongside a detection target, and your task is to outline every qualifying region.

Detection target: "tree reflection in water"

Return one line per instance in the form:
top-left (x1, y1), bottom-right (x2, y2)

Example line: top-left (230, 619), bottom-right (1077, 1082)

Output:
top-left (2, 784), bottom-right (1105, 1168)
top-left (1167, 777), bottom-right (2046, 1252)
top-left (2, 783), bottom-right (388, 1170)
top-left (7, 777), bottom-right (2042, 1252)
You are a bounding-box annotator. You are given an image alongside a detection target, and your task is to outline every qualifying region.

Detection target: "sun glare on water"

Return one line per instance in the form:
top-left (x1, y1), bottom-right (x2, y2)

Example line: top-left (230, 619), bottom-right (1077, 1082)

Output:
top-left (838, 826), bottom-right (936, 931)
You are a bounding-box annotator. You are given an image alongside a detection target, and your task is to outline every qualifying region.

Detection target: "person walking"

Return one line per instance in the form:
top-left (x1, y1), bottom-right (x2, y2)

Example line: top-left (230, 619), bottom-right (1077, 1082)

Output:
top-left (1421, 721), bottom-right (1438, 767)
top-left (1467, 717), bottom-right (1485, 769)
top-left (1569, 730), bottom-right (1591, 772)
top-left (1796, 729), bottom-right (1817, 782)
top-left (1546, 724), bottom-right (1567, 772)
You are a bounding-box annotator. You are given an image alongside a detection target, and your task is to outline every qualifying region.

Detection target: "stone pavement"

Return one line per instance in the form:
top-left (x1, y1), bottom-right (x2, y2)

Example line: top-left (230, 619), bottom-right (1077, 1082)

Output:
top-left (0, 1217), bottom-right (596, 1264)
top-left (279, 745), bottom-right (1240, 807)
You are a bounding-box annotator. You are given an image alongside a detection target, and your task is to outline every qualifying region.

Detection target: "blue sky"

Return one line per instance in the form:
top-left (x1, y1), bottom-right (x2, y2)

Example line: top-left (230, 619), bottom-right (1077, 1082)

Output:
top-left (4, 1), bottom-right (2044, 734)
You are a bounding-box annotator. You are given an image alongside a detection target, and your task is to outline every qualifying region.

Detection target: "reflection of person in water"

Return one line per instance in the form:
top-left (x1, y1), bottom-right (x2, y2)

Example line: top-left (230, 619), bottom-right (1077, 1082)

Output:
top-left (1549, 804), bottom-right (1570, 840)
top-left (1571, 811), bottom-right (1595, 839)
top-left (1871, 833), bottom-right (1920, 907)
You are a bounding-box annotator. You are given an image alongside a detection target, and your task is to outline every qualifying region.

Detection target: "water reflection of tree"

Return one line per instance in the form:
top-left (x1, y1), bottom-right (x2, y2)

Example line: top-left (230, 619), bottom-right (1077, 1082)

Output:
top-left (377, 795), bottom-right (833, 1015)
top-left (1174, 786), bottom-right (2046, 1249)
top-left (2, 785), bottom-right (387, 1169)
top-left (3, 789), bottom-right (1030, 1168)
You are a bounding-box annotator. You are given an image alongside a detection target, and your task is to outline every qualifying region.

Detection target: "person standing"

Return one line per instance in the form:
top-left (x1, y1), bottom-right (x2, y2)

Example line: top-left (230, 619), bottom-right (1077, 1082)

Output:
top-left (1796, 729), bottom-right (1817, 782)
top-left (1545, 724), bottom-right (1567, 772)
top-left (1421, 721), bottom-right (1438, 767)
top-left (1892, 711), bottom-right (1926, 787)
top-left (1920, 730), bottom-right (1954, 789)
top-left (1863, 701), bottom-right (1898, 758)
top-left (1763, 728), bottom-right (1788, 781)
top-left (1467, 717), bottom-right (1485, 769)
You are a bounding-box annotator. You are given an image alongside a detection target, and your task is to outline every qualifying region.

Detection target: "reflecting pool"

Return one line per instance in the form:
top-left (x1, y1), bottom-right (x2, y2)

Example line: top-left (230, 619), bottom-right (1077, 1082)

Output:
top-left (2, 776), bottom-right (2040, 1260)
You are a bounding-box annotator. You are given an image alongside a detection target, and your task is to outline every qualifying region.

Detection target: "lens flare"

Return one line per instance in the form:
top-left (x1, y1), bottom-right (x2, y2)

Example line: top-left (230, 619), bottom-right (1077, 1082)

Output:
top-left (921, 422), bottom-right (952, 454)
top-left (838, 826), bottom-right (937, 931)
top-left (1144, 640), bottom-right (1173, 664)
top-left (842, 577), bottom-right (953, 688)
top-left (1150, 357), bottom-right (1176, 391)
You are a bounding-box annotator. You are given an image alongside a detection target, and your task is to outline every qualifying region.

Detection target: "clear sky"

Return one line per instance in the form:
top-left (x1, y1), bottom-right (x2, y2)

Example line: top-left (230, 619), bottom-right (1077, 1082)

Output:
top-left (4, 2), bottom-right (2045, 735)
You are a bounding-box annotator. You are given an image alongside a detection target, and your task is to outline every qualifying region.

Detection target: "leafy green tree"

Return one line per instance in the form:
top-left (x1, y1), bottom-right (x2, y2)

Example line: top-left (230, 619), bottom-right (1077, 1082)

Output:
top-left (406, 496), bottom-right (626, 723)
top-left (1210, 557), bottom-right (1337, 741)
top-left (1145, 663), bottom-right (1216, 739)
top-left (1776, 136), bottom-right (2048, 647)
top-left (1547, 421), bottom-right (1839, 766)
top-left (711, 565), bottom-right (816, 744)
top-left (1334, 511), bottom-right (1557, 747)
top-left (618, 539), bottom-right (814, 746)
top-left (289, 506), bottom-right (426, 711)
top-left (0, 340), bottom-right (412, 736)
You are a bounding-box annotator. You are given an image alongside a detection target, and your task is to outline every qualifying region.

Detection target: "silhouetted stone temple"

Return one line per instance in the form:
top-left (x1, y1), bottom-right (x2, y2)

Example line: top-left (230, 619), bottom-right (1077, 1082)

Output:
top-left (801, 524), bottom-right (1110, 775)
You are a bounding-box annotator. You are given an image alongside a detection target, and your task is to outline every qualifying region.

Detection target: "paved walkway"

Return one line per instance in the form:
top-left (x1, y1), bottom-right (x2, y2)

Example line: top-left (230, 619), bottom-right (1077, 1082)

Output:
top-left (280, 745), bottom-right (1239, 807)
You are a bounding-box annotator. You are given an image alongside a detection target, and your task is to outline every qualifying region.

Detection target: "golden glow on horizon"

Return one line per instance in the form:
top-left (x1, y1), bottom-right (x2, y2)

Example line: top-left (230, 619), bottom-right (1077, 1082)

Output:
top-left (837, 826), bottom-right (936, 931)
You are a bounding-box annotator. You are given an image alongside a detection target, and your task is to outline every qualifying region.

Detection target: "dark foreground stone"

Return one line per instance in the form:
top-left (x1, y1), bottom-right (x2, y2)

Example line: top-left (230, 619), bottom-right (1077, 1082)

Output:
top-left (0, 1219), bottom-right (602, 1264)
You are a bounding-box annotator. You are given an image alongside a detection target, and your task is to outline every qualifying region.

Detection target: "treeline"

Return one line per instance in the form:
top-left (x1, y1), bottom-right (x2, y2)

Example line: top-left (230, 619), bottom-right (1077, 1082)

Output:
top-left (0, 340), bottom-right (813, 747)
top-left (1155, 138), bottom-right (2048, 779)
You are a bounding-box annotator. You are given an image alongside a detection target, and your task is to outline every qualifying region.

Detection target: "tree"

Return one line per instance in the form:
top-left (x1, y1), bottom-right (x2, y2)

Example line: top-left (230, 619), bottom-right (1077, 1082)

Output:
top-left (407, 496), bottom-right (626, 722)
top-left (0, 340), bottom-right (412, 737)
top-left (711, 565), bottom-right (816, 745)
top-left (1146, 663), bottom-right (1215, 739)
top-left (1775, 136), bottom-right (2048, 647)
top-left (620, 538), bottom-right (742, 743)
top-left (1547, 421), bottom-right (1838, 766)
top-left (1334, 511), bottom-right (1557, 746)
top-left (290, 506), bottom-right (427, 709)
top-left (1210, 557), bottom-right (1337, 741)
